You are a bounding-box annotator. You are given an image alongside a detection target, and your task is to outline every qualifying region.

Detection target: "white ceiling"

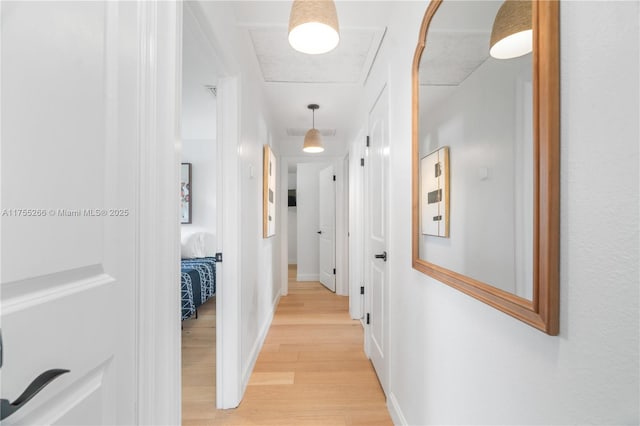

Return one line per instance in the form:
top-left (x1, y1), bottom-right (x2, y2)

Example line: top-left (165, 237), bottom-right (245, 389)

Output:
top-left (231, 1), bottom-right (392, 158)
top-left (183, 1), bottom-right (503, 158)
top-left (249, 27), bottom-right (381, 84)
top-left (419, 32), bottom-right (490, 86)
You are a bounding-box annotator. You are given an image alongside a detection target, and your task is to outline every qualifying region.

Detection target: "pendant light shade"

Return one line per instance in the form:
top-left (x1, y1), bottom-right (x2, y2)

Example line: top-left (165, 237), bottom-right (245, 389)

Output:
top-left (302, 104), bottom-right (325, 153)
top-left (303, 129), bottom-right (324, 153)
top-left (489, 0), bottom-right (532, 59)
top-left (288, 0), bottom-right (340, 55)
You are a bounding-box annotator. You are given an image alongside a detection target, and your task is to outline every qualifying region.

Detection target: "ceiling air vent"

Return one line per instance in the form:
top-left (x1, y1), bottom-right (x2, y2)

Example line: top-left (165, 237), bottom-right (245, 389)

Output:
top-left (205, 85), bottom-right (217, 97)
top-left (286, 128), bottom-right (336, 137)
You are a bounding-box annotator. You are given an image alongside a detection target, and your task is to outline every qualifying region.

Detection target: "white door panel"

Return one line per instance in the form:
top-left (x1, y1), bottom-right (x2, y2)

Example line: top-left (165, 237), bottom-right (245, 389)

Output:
top-left (1, 2), bottom-right (139, 423)
top-left (369, 261), bottom-right (385, 357)
top-left (365, 86), bottom-right (389, 395)
top-left (318, 165), bottom-right (336, 292)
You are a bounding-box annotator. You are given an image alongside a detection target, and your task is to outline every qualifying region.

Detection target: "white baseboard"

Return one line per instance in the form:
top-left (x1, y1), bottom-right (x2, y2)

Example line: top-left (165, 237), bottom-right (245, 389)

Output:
top-left (296, 273), bottom-right (319, 281)
top-left (240, 291), bottom-right (281, 392)
top-left (388, 392), bottom-right (408, 426)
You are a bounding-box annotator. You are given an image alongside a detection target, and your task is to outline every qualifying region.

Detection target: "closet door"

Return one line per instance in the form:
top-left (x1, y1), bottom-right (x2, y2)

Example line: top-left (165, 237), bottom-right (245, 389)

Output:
top-left (318, 165), bottom-right (336, 292)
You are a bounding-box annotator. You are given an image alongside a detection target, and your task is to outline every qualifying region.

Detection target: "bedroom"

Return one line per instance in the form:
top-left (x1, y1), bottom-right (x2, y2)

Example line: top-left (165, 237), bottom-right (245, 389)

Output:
top-left (179, 4), bottom-right (220, 419)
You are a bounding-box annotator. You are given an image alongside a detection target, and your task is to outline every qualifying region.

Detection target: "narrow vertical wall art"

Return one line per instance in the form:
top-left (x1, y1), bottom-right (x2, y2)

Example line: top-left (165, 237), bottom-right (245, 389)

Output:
top-left (421, 146), bottom-right (449, 237)
top-left (263, 145), bottom-right (277, 238)
top-left (181, 163), bottom-right (192, 224)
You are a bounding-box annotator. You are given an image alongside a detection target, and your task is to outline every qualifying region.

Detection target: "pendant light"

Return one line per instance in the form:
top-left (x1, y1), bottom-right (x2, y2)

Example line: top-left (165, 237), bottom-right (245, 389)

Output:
top-left (303, 104), bottom-right (324, 153)
top-left (489, 0), bottom-right (532, 59)
top-left (288, 0), bottom-right (340, 55)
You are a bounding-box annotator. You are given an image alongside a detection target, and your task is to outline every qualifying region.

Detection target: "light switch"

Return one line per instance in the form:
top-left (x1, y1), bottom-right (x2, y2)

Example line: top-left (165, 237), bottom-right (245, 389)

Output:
top-left (477, 167), bottom-right (489, 181)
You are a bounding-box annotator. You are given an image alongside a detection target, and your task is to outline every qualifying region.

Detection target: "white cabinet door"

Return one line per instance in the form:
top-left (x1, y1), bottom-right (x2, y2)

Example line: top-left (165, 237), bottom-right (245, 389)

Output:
top-left (1, 2), bottom-right (145, 423)
top-left (318, 165), bottom-right (336, 292)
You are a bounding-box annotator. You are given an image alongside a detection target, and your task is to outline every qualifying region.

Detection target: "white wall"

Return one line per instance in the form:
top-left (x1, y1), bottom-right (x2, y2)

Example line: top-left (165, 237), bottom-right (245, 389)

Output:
top-left (296, 162), bottom-right (328, 281)
top-left (182, 4), bottom-right (217, 141)
top-left (194, 0), bottom-right (281, 397)
top-left (181, 5), bottom-right (218, 254)
top-left (350, 1), bottom-right (639, 424)
top-left (181, 141), bottom-right (216, 255)
top-left (288, 172), bottom-right (297, 264)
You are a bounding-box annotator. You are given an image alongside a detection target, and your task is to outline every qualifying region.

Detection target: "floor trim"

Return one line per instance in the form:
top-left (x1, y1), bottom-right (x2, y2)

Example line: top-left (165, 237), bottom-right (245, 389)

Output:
top-left (240, 291), bottom-right (281, 395)
top-left (388, 391), bottom-right (408, 426)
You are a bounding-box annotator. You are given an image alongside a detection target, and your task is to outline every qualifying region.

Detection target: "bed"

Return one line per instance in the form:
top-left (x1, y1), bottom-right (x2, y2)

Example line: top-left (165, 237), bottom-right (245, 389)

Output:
top-left (181, 257), bottom-right (216, 320)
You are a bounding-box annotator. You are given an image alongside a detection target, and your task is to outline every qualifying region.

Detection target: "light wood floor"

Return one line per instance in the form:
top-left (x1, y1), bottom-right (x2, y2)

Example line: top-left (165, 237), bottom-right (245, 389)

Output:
top-left (182, 265), bottom-right (391, 425)
top-left (182, 294), bottom-right (217, 422)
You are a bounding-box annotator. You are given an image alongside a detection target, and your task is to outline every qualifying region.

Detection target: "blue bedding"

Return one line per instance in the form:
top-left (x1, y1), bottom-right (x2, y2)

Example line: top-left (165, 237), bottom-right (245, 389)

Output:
top-left (181, 257), bottom-right (216, 320)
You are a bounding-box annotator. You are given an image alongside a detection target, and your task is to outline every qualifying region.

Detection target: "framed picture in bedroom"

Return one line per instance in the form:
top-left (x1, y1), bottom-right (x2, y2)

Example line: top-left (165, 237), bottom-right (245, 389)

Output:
top-left (263, 145), bottom-right (276, 238)
top-left (181, 163), bottom-right (192, 224)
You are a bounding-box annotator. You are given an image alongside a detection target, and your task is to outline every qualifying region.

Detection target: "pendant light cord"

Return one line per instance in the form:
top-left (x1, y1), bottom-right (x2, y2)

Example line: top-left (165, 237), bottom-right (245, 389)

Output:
top-left (312, 109), bottom-right (315, 129)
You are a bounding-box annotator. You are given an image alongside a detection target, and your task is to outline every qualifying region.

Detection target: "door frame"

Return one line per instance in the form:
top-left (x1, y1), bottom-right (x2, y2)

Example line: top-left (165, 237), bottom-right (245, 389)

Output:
top-left (135, 1), bottom-right (182, 424)
top-left (214, 76), bottom-right (242, 409)
top-left (278, 156), bottom-right (349, 296)
top-left (136, 1), bottom-right (243, 423)
top-left (348, 128), bottom-right (367, 320)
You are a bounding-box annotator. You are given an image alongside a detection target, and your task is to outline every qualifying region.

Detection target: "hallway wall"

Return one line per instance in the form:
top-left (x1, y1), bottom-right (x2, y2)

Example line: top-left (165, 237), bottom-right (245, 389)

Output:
top-left (195, 1), bottom-right (281, 398)
top-left (351, 1), bottom-right (639, 424)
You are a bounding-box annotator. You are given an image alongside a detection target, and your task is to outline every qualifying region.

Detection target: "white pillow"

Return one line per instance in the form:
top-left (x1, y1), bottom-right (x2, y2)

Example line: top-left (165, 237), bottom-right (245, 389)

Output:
top-left (181, 232), bottom-right (206, 259)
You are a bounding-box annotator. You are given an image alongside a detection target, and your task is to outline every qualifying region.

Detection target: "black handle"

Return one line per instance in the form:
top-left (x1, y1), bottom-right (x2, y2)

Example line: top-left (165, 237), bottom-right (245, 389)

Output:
top-left (374, 251), bottom-right (387, 262)
top-left (1, 369), bottom-right (70, 420)
top-left (317, 231), bottom-right (322, 234)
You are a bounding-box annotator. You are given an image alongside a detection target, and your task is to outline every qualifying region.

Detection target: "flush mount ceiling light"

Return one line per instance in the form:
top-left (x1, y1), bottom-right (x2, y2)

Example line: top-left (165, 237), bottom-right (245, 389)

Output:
top-left (302, 104), bottom-right (325, 153)
top-left (489, 0), bottom-right (532, 59)
top-left (288, 0), bottom-right (340, 55)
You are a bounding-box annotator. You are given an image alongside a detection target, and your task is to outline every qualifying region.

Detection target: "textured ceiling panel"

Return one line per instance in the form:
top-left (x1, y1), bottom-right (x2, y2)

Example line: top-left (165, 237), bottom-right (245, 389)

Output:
top-left (249, 28), bottom-right (377, 83)
top-left (419, 32), bottom-right (490, 86)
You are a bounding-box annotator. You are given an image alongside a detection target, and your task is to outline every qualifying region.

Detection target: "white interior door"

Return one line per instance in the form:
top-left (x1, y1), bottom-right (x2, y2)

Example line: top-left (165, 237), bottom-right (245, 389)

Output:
top-left (1, 2), bottom-right (142, 423)
top-left (318, 165), bottom-right (336, 292)
top-left (365, 86), bottom-right (389, 395)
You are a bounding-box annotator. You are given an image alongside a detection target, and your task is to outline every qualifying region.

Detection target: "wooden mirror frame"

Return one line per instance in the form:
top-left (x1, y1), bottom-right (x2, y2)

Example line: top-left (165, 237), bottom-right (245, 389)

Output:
top-left (411, 0), bottom-right (560, 335)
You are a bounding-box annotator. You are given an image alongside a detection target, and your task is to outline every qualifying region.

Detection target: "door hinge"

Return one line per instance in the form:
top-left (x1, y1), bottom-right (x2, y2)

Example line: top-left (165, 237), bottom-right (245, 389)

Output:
top-left (360, 158), bottom-right (364, 167)
top-left (366, 313), bottom-right (370, 324)
top-left (360, 286), bottom-right (364, 295)
top-left (215, 252), bottom-right (223, 262)
top-left (333, 268), bottom-right (336, 275)
top-left (366, 135), bottom-right (370, 147)
top-left (333, 174), bottom-right (336, 182)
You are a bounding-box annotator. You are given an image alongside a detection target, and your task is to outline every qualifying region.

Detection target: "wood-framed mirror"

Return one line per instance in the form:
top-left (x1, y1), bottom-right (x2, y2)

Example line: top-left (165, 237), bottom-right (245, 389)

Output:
top-left (411, 0), bottom-right (559, 334)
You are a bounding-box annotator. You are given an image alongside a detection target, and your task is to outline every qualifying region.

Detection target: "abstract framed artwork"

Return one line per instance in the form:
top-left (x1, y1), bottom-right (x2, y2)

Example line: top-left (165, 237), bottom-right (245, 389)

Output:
top-left (263, 145), bottom-right (276, 238)
top-left (181, 163), bottom-right (192, 224)
top-left (421, 146), bottom-right (449, 237)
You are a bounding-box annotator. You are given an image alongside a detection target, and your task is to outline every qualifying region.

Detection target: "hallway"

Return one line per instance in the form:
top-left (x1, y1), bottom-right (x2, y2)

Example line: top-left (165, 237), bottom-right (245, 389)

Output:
top-left (183, 265), bottom-right (391, 425)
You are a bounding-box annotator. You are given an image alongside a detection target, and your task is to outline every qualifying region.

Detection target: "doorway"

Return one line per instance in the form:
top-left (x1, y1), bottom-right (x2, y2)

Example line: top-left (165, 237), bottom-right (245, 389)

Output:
top-left (279, 157), bottom-right (349, 297)
top-left (180, 3), bottom-right (220, 420)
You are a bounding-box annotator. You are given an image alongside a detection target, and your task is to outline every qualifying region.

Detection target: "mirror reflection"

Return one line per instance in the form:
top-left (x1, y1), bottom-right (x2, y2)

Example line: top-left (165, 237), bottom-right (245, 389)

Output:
top-left (417, 0), bottom-right (533, 299)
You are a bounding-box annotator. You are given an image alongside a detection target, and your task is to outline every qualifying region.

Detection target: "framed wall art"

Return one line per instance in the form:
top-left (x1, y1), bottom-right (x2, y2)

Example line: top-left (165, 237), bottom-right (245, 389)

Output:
top-left (420, 146), bottom-right (449, 237)
top-left (263, 145), bottom-right (276, 238)
top-left (181, 163), bottom-right (192, 224)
